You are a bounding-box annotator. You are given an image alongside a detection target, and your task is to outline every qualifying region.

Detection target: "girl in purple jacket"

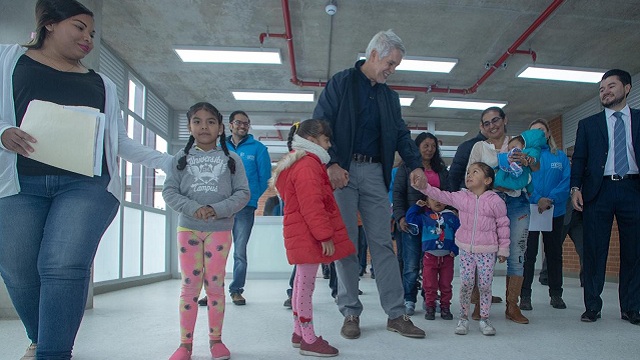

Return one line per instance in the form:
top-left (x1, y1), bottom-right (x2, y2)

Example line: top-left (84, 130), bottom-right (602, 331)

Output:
top-left (412, 162), bottom-right (510, 336)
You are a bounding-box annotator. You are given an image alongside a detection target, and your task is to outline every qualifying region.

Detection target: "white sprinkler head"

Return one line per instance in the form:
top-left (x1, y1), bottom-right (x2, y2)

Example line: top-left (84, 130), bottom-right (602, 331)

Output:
top-left (325, 4), bottom-right (337, 15)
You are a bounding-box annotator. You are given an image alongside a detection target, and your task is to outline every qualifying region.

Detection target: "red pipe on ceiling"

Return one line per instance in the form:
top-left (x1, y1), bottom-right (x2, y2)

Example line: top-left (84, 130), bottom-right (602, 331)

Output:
top-left (260, 0), bottom-right (564, 94)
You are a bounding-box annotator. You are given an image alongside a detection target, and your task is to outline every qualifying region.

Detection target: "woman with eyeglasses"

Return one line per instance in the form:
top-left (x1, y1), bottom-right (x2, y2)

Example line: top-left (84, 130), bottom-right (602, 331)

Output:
top-left (466, 106), bottom-right (533, 325)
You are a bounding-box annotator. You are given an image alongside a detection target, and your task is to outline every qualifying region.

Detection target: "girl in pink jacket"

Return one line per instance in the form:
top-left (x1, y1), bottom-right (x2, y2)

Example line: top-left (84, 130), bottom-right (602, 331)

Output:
top-left (413, 162), bottom-right (510, 336)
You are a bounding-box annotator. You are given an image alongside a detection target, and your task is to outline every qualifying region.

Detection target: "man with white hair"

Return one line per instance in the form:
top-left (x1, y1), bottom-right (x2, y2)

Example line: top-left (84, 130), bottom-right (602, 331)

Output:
top-left (313, 30), bottom-right (426, 339)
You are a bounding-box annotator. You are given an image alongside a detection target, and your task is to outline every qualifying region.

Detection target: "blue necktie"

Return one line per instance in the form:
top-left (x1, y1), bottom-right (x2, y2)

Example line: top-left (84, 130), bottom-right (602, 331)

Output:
top-left (613, 111), bottom-right (629, 177)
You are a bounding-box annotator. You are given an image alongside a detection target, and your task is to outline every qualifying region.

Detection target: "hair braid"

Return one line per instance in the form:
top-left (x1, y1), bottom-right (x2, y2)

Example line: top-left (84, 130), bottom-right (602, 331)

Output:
top-left (177, 135), bottom-right (195, 170)
top-left (286, 124), bottom-right (298, 151)
top-left (219, 129), bottom-right (236, 174)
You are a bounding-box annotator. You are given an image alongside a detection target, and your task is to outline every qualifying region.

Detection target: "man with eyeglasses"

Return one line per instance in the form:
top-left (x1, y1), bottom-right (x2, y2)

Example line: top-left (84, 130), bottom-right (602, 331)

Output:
top-left (221, 110), bottom-right (271, 305)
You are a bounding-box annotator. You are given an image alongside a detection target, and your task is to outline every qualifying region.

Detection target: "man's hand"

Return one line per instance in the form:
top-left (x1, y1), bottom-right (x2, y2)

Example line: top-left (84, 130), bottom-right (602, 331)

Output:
top-left (327, 163), bottom-right (349, 189)
top-left (571, 190), bottom-right (583, 212)
top-left (410, 168), bottom-right (427, 190)
top-left (1, 128), bottom-right (36, 157)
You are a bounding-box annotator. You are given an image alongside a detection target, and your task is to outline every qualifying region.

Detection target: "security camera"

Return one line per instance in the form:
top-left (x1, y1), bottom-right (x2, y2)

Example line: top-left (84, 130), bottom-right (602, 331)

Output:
top-left (325, 4), bottom-right (337, 15)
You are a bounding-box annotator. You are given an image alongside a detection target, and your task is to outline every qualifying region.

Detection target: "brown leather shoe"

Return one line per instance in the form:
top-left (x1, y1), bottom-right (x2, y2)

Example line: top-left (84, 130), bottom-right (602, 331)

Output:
top-left (230, 292), bottom-right (246, 305)
top-left (387, 315), bottom-right (426, 338)
top-left (340, 315), bottom-right (361, 339)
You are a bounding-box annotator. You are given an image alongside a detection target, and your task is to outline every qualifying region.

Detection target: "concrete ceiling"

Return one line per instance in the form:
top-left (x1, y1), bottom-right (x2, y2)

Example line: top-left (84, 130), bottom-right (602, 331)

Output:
top-left (100, 0), bottom-right (640, 159)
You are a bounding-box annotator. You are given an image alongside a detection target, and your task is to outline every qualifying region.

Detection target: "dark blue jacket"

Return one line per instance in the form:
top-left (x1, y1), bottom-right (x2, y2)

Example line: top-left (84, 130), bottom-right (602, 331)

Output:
top-left (406, 205), bottom-right (459, 254)
top-left (571, 108), bottom-right (640, 202)
top-left (312, 60), bottom-right (421, 188)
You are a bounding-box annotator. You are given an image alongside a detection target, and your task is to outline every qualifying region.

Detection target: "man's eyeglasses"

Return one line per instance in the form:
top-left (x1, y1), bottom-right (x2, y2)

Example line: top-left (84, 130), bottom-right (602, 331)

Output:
top-left (232, 120), bottom-right (251, 128)
top-left (481, 116), bottom-right (503, 128)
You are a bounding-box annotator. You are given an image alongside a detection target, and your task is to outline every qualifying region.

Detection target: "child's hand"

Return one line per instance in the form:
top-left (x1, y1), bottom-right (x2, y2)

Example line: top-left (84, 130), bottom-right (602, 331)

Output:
top-left (321, 240), bottom-right (335, 257)
top-left (416, 199), bottom-right (428, 207)
top-left (498, 255), bottom-right (507, 263)
top-left (194, 206), bottom-right (215, 220)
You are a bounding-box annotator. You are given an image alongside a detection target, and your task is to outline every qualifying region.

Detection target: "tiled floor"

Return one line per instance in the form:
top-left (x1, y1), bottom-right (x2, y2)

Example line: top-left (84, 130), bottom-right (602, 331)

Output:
top-left (1, 275), bottom-right (638, 359)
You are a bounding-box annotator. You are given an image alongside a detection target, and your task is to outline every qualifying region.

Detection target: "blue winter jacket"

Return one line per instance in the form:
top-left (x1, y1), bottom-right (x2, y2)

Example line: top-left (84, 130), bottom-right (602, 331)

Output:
top-left (312, 60), bottom-right (421, 188)
top-left (529, 146), bottom-right (571, 218)
top-left (495, 128), bottom-right (546, 192)
top-left (225, 134), bottom-right (271, 208)
top-left (405, 205), bottom-right (459, 255)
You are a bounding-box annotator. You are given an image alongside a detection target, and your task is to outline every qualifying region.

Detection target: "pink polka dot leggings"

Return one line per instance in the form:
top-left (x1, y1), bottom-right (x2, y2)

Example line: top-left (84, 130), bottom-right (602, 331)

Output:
top-left (458, 249), bottom-right (496, 320)
top-left (292, 263), bottom-right (320, 344)
top-left (176, 229), bottom-right (231, 344)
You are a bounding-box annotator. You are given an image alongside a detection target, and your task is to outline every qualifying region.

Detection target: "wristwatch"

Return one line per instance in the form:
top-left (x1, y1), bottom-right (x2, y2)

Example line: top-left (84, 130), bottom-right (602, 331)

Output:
top-left (570, 187), bottom-right (580, 195)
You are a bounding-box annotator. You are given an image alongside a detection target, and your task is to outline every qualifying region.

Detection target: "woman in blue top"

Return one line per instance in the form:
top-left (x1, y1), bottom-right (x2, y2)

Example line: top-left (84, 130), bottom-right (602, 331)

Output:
top-left (520, 119), bottom-right (571, 311)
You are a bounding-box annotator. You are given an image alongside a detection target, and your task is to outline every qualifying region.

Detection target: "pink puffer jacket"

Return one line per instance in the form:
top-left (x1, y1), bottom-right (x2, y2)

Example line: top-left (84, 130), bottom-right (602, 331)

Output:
top-left (420, 185), bottom-right (510, 257)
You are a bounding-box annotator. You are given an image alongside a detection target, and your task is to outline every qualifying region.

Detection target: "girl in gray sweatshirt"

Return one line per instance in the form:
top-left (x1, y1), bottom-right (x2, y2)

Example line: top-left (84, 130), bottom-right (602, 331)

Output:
top-left (163, 102), bottom-right (249, 360)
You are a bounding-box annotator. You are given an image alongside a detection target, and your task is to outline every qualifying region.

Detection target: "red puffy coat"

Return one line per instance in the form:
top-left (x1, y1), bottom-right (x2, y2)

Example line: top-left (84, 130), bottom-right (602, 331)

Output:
top-left (274, 151), bottom-right (355, 264)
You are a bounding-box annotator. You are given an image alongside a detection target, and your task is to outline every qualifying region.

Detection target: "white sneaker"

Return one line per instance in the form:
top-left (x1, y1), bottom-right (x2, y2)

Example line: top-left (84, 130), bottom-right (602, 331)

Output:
top-left (454, 319), bottom-right (469, 335)
top-left (404, 301), bottom-right (416, 316)
top-left (21, 343), bottom-right (37, 360)
top-left (479, 319), bottom-right (496, 336)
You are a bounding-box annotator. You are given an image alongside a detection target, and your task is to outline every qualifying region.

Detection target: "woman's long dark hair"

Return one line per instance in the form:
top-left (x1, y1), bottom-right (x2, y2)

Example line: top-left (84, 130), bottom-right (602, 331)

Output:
top-left (414, 132), bottom-right (445, 173)
top-left (25, 0), bottom-right (93, 49)
top-left (286, 119), bottom-right (332, 151)
top-left (177, 102), bottom-right (235, 174)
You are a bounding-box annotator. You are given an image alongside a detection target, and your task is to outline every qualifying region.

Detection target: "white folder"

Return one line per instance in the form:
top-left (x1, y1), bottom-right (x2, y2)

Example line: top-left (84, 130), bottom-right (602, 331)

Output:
top-left (19, 100), bottom-right (105, 177)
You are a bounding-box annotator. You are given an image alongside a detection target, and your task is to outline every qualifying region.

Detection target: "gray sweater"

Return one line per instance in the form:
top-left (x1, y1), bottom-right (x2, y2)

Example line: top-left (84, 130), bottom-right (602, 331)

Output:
top-left (162, 147), bottom-right (250, 232)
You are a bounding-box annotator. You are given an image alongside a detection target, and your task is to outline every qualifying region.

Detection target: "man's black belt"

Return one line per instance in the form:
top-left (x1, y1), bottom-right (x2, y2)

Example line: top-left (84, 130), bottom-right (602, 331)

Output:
top-left (605, 174), bottom-right (639, 181)
top-left (352, 153), bottom-right (380, 163)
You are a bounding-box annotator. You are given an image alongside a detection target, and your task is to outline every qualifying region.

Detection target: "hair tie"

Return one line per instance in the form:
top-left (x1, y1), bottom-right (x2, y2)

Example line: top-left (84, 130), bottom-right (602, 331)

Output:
top-left (293, 122), bottom-right (301, 131)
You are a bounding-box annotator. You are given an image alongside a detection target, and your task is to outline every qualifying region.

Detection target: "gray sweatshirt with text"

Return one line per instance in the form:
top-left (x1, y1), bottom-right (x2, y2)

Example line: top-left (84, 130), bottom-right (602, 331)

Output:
top-left (162, 146), bottom-right (250, 232)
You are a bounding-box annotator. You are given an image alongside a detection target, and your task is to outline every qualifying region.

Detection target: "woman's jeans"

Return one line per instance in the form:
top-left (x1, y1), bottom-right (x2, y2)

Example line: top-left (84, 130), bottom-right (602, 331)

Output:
top-left (498, 192), bottom-right (530, 276)
top-left (0, 174), bottom-right (119, 359)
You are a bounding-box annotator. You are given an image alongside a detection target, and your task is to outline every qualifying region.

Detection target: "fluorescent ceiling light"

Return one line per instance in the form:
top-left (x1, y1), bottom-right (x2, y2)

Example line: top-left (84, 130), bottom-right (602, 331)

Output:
top-left (409, 129), bottom-right (468, 137)
top-left (232, 91), bottom-right (314, 102)
top-left (358, 53), bottom-right (457, 73)
top-left (517, 65), bottom-right (605, 83)
top-left (399, 96), bottom-right (415, 106)
top-left (429, 98), bottom-right (507, 111)
top-left (174, 46), bottom-right (281, 64)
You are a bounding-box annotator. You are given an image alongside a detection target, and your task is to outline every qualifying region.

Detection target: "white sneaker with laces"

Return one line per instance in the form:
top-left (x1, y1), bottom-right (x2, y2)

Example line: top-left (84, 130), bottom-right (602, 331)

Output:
top-left (454, 318), bottom-right (469, 335)
top-left (21, 343), bottom-right (37, 360)
top-left (479, 319), bottom-right (496, 336)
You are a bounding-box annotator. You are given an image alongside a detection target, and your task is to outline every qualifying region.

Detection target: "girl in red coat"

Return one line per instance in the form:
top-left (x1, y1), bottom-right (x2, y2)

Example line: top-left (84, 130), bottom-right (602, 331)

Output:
top-left (274, 119), bottom-right (355, 357)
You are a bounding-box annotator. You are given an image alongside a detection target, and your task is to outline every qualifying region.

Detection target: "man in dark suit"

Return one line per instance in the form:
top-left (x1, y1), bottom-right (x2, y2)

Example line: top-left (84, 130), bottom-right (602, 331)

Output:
top-left (571, 69), bottom-right (640, 325)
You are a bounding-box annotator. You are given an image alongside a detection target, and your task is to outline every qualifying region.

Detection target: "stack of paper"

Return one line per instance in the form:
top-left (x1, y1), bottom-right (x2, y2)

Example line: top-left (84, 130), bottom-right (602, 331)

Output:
top-left (19, 99), bottom-right (105, 177)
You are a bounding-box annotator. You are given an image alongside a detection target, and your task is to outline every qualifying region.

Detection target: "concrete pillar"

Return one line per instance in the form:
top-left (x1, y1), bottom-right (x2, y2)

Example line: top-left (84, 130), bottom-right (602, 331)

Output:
top-left (0, 0), bottom-right (103, 320)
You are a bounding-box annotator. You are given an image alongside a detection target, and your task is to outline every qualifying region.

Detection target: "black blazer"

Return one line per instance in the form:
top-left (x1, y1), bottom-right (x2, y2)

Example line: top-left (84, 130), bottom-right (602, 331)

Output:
top-left (570, 108), bottom-right (640, 203)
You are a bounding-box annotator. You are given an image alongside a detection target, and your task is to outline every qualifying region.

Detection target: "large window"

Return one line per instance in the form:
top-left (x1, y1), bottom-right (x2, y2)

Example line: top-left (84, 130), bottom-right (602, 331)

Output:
top-left (94, 44), bottom-right (172, 286)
